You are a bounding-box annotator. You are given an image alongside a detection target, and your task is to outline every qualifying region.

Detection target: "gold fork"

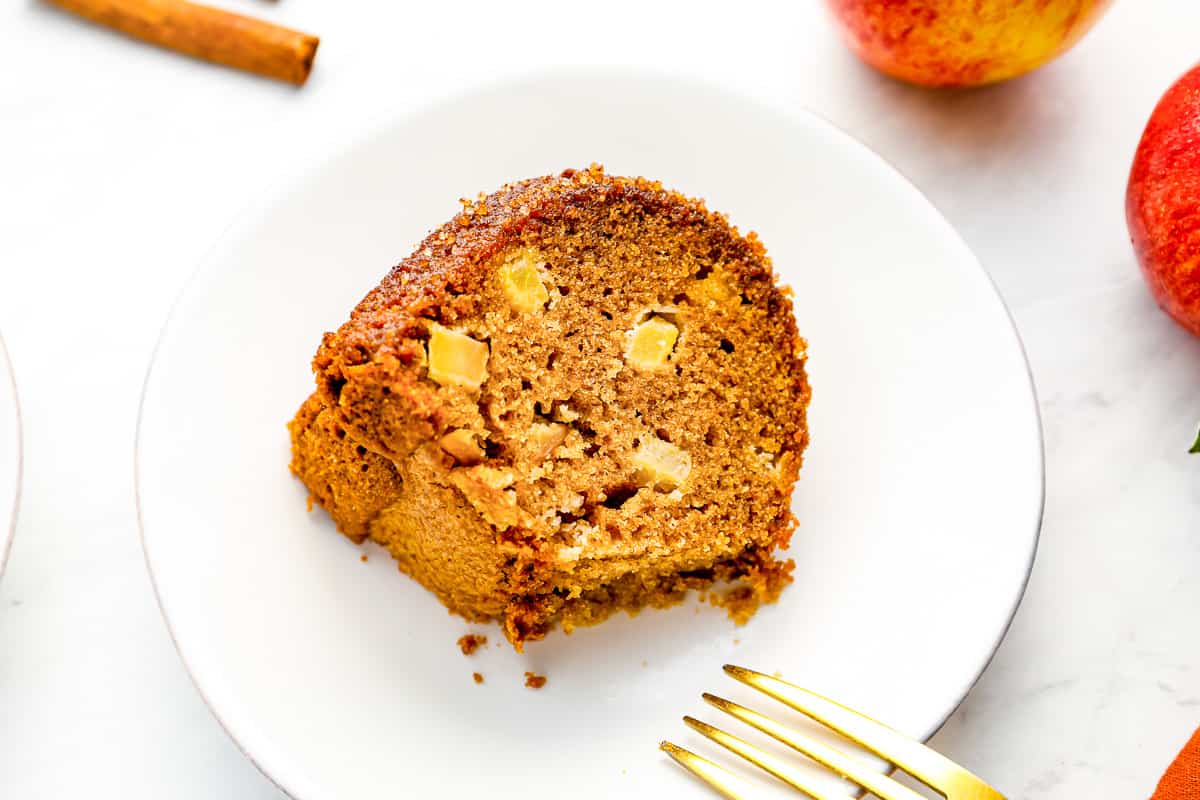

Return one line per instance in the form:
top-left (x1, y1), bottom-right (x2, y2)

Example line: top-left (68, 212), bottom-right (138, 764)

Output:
top-left (661, 665), bottom-right (1006, 800)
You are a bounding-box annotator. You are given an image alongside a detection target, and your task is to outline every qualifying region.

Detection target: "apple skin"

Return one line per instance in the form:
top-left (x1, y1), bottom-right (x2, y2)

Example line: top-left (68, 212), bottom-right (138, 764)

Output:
top-left (1128, 64), bottom-right (1200, 338)
top-left (824, 0), bottom-right (1112, 88)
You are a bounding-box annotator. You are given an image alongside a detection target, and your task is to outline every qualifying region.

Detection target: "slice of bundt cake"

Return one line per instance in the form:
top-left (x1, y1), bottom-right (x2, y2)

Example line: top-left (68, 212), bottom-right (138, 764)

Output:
top-left (289, 165), bottom-right (810, 650)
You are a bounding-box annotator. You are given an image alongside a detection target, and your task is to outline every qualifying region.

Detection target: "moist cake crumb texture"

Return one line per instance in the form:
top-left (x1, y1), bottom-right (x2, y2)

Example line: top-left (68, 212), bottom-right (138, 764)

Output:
top-left (457, 633), bottom-right (487, 655)
top-left (524, 671), bottom-right (548, 689)
top-left (288, 165), bottom-right (811, 651)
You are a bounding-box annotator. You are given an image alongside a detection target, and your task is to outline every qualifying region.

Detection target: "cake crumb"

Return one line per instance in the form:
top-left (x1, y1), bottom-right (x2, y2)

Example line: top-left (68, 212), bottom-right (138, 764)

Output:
top-left (524, 671), bottom-right (547, 689)
top-left (360, 554), bottom-right (368, 563)
top-left (457, 634), bottom-right (487, 655)
top-left (710, 569), bottom-right (792, 625)
top-left (733, 638), bottom-right (741, 646)
top-left (473, 672), bottom-right (484, 684)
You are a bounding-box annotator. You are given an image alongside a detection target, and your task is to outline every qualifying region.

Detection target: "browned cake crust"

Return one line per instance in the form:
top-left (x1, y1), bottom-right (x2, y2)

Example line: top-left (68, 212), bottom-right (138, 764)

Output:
top-left (289, 165), bottom-right (810, 650)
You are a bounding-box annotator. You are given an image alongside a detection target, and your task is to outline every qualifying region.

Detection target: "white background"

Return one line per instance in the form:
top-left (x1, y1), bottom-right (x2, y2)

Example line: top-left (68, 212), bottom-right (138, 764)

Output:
top-left (1, 1), bottom-right (1198, 798)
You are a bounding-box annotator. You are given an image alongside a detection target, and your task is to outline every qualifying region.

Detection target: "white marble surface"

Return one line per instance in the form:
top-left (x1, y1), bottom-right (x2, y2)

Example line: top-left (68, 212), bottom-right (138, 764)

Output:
top-left (0, 1), bottom-right (1197, 797)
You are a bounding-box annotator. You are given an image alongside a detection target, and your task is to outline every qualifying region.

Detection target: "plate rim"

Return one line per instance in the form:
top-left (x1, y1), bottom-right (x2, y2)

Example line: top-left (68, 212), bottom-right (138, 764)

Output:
top-left (135, 65), bottom-right (1045, 798)
top-left (0, 332), bottom-right (21, 579)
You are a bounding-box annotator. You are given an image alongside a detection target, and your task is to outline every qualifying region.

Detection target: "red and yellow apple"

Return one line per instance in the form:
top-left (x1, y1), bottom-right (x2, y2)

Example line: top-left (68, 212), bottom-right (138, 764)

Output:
top-left (1127, 63), bottom-right (1200, 339)
top-left (824, 0), bottom-right (1112, 88)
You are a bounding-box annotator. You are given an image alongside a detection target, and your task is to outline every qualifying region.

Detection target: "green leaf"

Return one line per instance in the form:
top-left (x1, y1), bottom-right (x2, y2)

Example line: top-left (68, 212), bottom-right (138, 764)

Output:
top-left (1191, 427), bottom-right (1200, 454)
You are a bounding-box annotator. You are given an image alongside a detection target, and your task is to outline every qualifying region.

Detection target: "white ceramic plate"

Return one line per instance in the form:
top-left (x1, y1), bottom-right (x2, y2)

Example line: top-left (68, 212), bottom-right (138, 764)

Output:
top-left (0, 334), bottom-right (19, 578)
top-left (138, 71), bottom-right (1043, 799)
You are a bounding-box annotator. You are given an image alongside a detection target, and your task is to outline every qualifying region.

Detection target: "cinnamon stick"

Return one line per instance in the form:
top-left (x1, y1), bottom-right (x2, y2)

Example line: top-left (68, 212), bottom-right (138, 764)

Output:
top-left (45, 0), bottom-right (319, 86)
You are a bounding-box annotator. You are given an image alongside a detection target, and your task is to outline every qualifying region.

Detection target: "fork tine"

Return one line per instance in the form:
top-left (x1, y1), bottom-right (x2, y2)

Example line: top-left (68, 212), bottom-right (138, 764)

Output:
top-left (684, 716), bottom-right (843, 800)
top-left (659, 740), bottom-right (761, 800)
top-left (724, 665), bottom-right (985, 792)
top-left (702, 695), bottom-right (926, 800)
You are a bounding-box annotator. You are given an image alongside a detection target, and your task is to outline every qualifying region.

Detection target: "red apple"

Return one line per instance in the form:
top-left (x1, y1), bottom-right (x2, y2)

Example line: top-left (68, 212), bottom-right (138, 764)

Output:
top-left (824, 0), bottom-right (1112, 88)
top-left (1127, 63), bottom-right (1200, 338)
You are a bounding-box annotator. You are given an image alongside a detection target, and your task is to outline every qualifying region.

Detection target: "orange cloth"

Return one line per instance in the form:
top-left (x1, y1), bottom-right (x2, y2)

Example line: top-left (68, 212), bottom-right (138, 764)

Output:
top-left (1152, 728), bottom-right (1200, 799)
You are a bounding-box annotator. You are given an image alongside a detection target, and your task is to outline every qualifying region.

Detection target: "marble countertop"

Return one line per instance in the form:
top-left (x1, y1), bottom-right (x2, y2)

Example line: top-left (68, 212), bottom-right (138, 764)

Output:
top-left (1, 1), bottom-right (1197, 797)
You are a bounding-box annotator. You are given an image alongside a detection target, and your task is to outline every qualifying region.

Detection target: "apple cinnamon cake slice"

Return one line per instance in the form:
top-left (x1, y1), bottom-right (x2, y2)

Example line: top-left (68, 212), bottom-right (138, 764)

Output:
top-left (288, 166), bottom-right (810, 650)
